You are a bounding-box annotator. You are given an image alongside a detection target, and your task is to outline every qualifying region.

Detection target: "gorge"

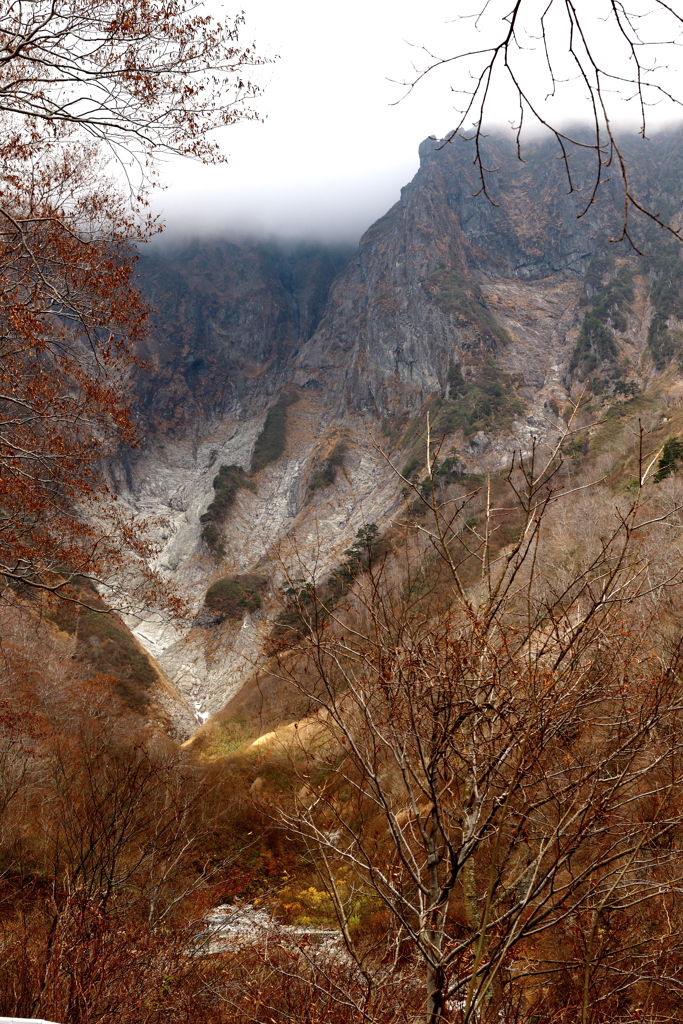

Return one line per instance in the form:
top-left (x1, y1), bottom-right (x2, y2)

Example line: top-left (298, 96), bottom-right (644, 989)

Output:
top-left (6, 124), bottom-right (683, 1024)
top-left (110, 128), bottom-right (683, 739)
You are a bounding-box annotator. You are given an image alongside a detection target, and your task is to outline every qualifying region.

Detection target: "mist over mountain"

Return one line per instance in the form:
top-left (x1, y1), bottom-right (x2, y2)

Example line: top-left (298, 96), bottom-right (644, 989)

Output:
top-left (134, 237), bottom-right (355, 435)
top-left (152, 164), bottom-right (419, 246)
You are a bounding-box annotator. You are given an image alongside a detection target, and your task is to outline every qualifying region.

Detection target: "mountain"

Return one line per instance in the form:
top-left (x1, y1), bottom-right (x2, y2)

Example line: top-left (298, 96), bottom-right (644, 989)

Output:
top-left (114, 128), bottom-right (683, 738)
top-left (133, 238), bottom-right (355, 436)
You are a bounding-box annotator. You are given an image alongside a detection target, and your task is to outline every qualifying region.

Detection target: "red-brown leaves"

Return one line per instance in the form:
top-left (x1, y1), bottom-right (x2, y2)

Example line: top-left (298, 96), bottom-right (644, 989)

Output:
top-left (0, 155), bottom-right (140, 586)
top-left (0, 138), bottom-right (188, 612)
top-left (0, 0), bottom-right (265, 169)
top-left (0, 0), bottom-right (264, 611)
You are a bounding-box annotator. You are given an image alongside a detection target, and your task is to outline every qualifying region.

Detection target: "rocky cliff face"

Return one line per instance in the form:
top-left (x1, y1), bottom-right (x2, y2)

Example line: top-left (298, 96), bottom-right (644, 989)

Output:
top-left (292, 135), bottom-right (595, 414)
top-left (115, 130), bottom-right (683, 737)
top-left (292, 133), bottom-right (658, 418)
top-left (134, 238), bottom-right (355, 434)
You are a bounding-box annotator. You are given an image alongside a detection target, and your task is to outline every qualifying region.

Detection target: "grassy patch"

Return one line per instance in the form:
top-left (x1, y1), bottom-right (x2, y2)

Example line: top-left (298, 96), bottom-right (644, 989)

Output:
top-left (251, 391), bottom-right (299, 474)
top-left (381, 411), bottom-right (410, 449)
top-left (201, 464), bottom-right (255, 552)
top-left (204, 574), bottom-right (269, 621)
top-left (27, 579), bottom-right (161, 712)
top-left (308, 441), bottom-right (347, 496)
top-left (77, 610), bottom-right (157, 707)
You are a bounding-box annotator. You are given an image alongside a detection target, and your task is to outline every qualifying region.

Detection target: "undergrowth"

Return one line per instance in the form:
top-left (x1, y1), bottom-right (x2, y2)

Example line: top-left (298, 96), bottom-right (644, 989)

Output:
top-left (204, 574), bottom-right (268, 621)
top-left (251, 391), bottom-right (299, 474)
top-left (201, 464), bottom-right (255, 553)
top-left (76, 609), bottom-right (157, 707)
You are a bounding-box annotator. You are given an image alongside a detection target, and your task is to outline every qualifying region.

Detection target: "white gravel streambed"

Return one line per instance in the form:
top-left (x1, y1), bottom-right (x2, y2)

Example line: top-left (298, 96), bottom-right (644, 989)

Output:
top-left (192, 902), bottom-right (342, 955)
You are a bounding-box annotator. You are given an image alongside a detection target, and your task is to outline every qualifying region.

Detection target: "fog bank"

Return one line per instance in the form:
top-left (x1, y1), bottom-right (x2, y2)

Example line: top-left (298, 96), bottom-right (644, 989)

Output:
top-left (154, 161), bottom-right (417, 245)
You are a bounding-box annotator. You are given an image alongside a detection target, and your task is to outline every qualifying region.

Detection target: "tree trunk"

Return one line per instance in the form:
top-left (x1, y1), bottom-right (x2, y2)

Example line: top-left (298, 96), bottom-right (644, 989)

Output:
top-left (425, 804), bottom-right (448, 1023)
top-left (427, 962), bottom-right (447, 1024)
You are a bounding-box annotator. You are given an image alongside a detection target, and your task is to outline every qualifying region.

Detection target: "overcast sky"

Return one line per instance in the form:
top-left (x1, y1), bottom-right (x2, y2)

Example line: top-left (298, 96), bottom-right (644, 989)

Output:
top-left (155, 0), bottom-right (683, 245)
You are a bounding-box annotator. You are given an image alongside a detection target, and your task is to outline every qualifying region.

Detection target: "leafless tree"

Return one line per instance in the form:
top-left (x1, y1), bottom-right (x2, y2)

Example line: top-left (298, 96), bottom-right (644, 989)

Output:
top-left (271, 415), bottom-right (683, 1023)
top-left (0, 660), bottom-right (255, 1023)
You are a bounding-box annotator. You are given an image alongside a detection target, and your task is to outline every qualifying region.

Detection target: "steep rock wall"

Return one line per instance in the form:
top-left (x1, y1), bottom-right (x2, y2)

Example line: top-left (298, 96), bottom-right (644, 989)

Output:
top-left (293, 133), bottom-right (643, 416)
top-left (135, 238), bottom-right (354, 434)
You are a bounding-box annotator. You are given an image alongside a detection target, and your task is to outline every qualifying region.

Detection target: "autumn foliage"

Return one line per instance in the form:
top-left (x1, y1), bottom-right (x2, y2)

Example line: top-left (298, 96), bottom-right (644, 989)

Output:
top-left (0, 141), bottom-right (150, 595)
top-left (0, 0), bottom-right (264, 603)
top-left (0, 602), bottom-right (271, 1023)
top-left (251, 418), bottom-right (683, 1024)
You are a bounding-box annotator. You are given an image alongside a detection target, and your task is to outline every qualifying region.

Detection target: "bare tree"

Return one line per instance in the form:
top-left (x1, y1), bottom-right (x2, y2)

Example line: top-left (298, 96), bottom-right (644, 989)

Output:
top-left (271, 417), bottom-right (683, 1023)
top-left (0, 651), bottom-right (258, 1023)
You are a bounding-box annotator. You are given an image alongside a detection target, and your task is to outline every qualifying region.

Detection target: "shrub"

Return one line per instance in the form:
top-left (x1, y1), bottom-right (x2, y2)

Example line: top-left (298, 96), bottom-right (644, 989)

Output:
top-left (434, 359), bottom-right (524, 440)
top-left (251, 391), bottom-right (299, 474)
top-left (654, 436), bottom-right (683, 482)
top-left (326, 524), bottom-right (382, 597)
top-left (419, 454), bottom-right (464, 495)
top-left (613, 379), bottom-right (640, 398)
top-left (308, 441), bottom-right (347, 495)
top-left (402, 455), bottom-right (421, 480)
top-left (204, 574), bottom-right (268, 620)
top-left (271, 524), bottom-right (386, 647)
top-left (200, 464), bottom-right (254, 551)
